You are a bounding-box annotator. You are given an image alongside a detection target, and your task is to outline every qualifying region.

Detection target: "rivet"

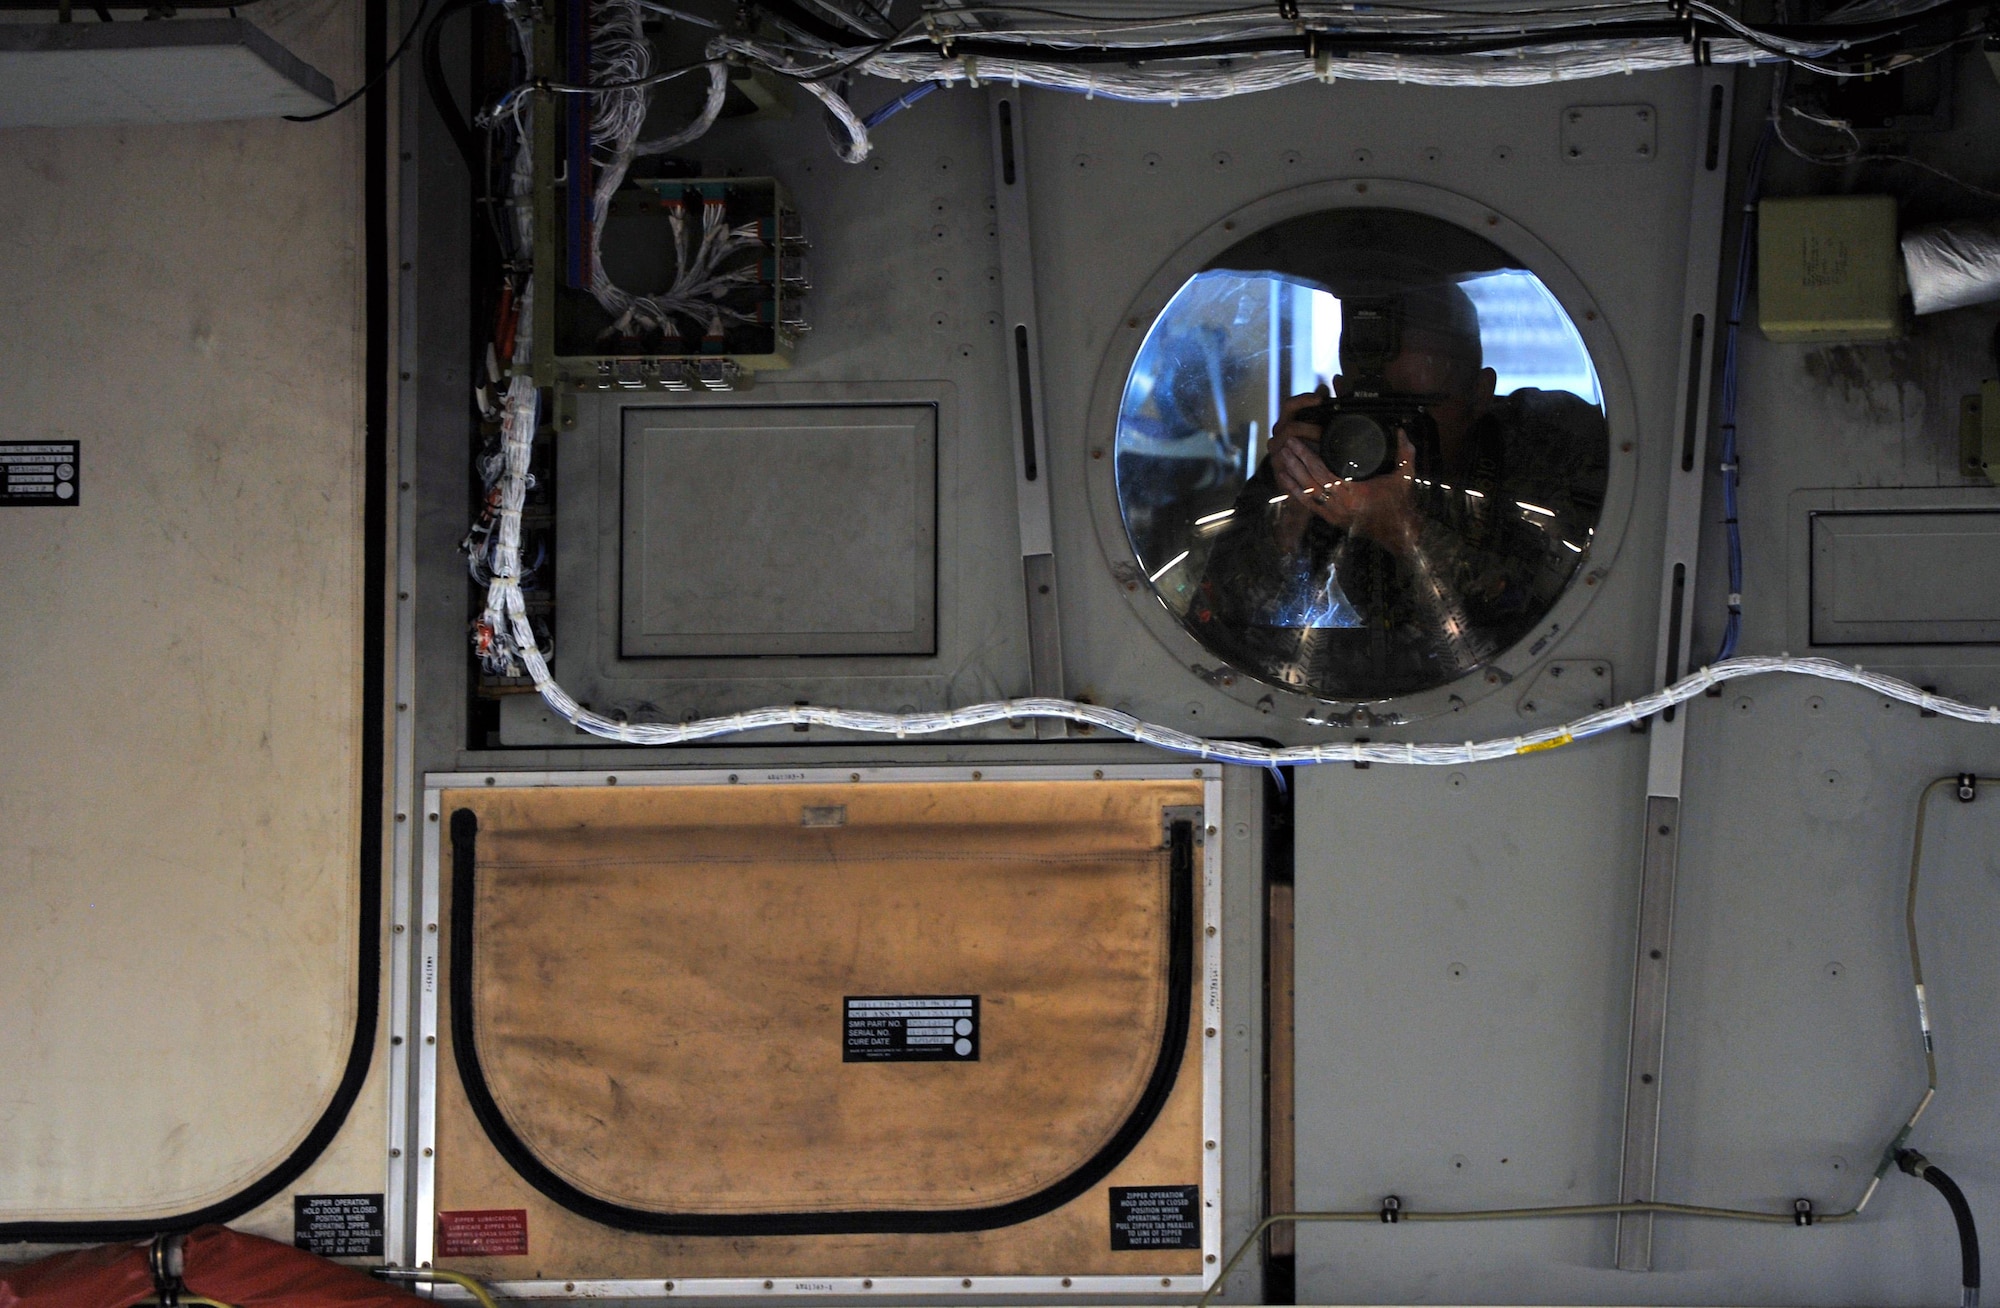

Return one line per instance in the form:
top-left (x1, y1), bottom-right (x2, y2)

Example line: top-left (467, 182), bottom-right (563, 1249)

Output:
top-left (764, 1281), bottom-right (774, 1290)
top-left (1206, 824), bottom-right (1217, 835)
top-left (851, 773), bottom-right (862, 782)
top-left (667, 1283), bottom-right (676, 1292)
top-left (392, 1035), bottom-right (403, 1045)
top-left (607, 775), bottom-right (618, 785)
top-left (427, 923), bottom-right (438, 932)
top-left (962, 1280), bottom-right (973, 1289)
top-left (395, 924), bottom-right (405, 933)
top-left (1206, 1140), bottom-right (1217, 1150)
top-left (1206, 1255), bottom-right (1218, 1264)
top-left (429, 812), bottom-right (439, 822)
top-left (485, 776), bottom-right (496, 785)
top-left (1062, 1279), bottom-right (1073, 1288)
top-left (1192, 767), bottom-right (1203, 777)
top-left (1162, 1279), bottom-right (1173, 1288)
top-left (863, 1280), bottom-right (873, 1290)
top-left (730, 774), bottom-right (740, 783)
top-left (1094, 769), bottom-right (1105, 779)
top-left (396, 813), bottom-right (407, 823)
top-left (425, 1035), bottom-right (436, 1045)
top-left (1206, 925), bottom-right (1217, 936)
top-left (1206, 1027), bottom-right (1218, 1037)
top-left (390, 1147), bottom-right (402, 1157)
top-left (423, 1147), bottom-right (433, 1156)
top-left (972, 770), bottom-right (983, 780)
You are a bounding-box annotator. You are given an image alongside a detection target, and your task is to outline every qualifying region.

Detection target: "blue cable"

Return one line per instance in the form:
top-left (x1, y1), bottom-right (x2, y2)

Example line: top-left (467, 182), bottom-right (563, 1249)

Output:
top-left (862, 80), bottom-right (941, 129)
top-left (1712, 121), bottom-right (1773, 662)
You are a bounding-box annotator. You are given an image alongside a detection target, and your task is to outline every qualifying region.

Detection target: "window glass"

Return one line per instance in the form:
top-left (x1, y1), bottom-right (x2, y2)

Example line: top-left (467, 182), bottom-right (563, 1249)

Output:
top-left (1114, 209), bottom-right (1609, 701)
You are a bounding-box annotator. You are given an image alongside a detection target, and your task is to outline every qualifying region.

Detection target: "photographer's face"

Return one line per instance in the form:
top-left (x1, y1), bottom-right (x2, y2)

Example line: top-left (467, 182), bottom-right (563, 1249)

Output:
top-left (1335, 328), bottom-right (1497, 455)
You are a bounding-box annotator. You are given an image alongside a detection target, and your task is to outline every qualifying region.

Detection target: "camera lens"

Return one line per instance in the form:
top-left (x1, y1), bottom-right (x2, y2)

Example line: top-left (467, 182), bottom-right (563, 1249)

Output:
top-left (1319, 412), bottom-right (1394, 481)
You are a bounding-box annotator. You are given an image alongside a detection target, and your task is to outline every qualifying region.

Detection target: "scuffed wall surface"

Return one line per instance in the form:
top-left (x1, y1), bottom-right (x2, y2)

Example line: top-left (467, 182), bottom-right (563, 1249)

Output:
top-left (0, 0), bottom-right (382, 1226)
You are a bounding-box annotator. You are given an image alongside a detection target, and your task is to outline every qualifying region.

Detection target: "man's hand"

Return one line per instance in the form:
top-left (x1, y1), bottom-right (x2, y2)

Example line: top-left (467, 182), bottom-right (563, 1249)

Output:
top-left (1269, 389), bottom-right (1422, 554)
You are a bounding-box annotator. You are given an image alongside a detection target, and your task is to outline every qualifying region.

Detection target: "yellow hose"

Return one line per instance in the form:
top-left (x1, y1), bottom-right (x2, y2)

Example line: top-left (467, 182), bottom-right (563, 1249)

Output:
top-left (374, 1268), bottom-right (504, 1308)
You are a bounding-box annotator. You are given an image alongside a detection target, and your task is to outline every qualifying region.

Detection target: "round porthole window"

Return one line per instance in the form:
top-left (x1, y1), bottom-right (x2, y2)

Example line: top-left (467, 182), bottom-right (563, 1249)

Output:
top-left (1112, 206), bottom-right (1611, 704)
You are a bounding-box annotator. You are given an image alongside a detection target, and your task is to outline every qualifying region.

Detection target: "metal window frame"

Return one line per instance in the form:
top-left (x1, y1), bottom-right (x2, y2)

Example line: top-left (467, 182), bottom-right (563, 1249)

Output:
top-left (392, 762), bottom-right (1224, 1299)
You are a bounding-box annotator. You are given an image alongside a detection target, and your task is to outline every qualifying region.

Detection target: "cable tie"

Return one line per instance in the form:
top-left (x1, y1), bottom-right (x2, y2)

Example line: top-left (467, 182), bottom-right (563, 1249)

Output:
top-left (1727, 593), bottom-right (1742, 607)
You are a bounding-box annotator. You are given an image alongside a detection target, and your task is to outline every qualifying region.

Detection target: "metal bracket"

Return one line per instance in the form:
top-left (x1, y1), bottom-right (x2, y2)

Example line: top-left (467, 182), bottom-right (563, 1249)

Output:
top-left (1616, 67), bottom-right (1736, 1274)
top-left (1162, 804), bottom-right (1206, 845)
top-left (988, 89), bottom-right (1066, 732)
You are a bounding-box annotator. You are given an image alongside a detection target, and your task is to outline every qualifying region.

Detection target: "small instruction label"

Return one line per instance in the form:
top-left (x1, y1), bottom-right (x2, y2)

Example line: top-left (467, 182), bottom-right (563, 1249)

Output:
top-left (437, 1208), bottom-right (529, 1257)
top-left (0, 441), bottom-right (78, 505)
top-left (1110, 1186), bottom-right (1201, 1250)
top-left (293, 1193), bottom-right (384, 1257)
top-left (843, 995), bottom-right (978, 1062)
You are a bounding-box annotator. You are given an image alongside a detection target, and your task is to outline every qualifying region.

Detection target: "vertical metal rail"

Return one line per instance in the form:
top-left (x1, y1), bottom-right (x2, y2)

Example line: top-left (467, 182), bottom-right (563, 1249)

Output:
top-left (530, 10), bottom-right (558, 385)
top-left (1615, 67), bottom-right (1736, 1273)
top-left (988, 89), bottom-right (1066, 731)
top-left (385, 0), bottom-right (424, 1261)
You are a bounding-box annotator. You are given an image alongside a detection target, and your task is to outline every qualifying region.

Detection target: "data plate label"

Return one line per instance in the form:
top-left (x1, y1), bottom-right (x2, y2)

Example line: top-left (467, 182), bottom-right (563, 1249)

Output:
top-left (1, 441), bottom-right (78, 505)
top-left (843, 995), bottom-right (979, 1062)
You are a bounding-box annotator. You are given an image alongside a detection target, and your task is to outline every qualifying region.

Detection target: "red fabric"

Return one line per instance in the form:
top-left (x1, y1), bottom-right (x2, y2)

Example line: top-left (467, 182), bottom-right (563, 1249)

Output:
top-left (0, 1227), bottom-right (426, 1308)
top-left (182, 1227), bottom-right (425, 1308)
top-left (0, 1240), bottom-right (151, 1308)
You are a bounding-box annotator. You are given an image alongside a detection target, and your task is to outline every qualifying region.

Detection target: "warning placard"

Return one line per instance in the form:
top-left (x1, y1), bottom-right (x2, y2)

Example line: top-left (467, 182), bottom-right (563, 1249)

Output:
top-left (437, 1208), bottom-right (529, 1257)
top-left (1110, 1185), bottom-right (1201, 1250)
top-left (293, 1193), bottom-right (384, 1257)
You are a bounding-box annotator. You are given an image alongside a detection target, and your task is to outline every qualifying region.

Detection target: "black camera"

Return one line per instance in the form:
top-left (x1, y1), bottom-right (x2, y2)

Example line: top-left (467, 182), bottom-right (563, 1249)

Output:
top-left (1298, 398), bottom-right (1438, 481)
top-left (1292, 297), bottom-right (1438, 482)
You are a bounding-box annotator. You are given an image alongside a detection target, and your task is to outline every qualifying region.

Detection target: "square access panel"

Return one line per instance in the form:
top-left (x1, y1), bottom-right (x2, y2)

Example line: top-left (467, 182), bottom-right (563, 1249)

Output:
top-left (621, 404), bottom-right (937, 657)
top-left (1811, 509), bottom-right (2000, 644)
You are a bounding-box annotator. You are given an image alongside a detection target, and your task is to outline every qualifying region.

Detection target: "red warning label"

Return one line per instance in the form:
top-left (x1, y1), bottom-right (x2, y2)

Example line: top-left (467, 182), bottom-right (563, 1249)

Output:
top-left (437, 1208), bottom-right (529, 1256)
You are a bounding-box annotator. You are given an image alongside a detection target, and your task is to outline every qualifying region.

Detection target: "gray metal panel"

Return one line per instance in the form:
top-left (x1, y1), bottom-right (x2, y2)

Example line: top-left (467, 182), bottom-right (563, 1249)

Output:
top-left (1292, 741), bottom-right (1649, 1301)
top-left (1782, 485), bottom-right (2000, 689)
top-left (0, 19), bottom-right (332, 126)
top-left (1811, 510), bottom-right (2000, 645)
top-left (620, 404), bottom-right (937, 657)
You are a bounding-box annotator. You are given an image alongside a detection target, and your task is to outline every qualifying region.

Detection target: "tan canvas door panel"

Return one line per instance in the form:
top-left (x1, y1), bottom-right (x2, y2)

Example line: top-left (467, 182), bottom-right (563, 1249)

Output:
top-left (442, 779), bottom-right (1203, 1242)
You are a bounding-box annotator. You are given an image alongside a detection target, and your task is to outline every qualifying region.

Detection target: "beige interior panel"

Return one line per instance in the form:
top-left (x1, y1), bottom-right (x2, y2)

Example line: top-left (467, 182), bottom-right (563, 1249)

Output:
top-left (0, 0), bottom-right (368, 1220)
top-left (435, 780), bottom-right (1208, 1279)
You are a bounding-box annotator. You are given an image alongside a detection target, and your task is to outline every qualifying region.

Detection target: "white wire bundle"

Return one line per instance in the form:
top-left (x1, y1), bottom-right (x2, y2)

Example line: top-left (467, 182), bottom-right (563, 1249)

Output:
top-left (582, 7), bottom-right (756, 339)
top-left (724, 0), bottom-right (1954, 103)
top-left (854, 37), bottom-right (1774, 97)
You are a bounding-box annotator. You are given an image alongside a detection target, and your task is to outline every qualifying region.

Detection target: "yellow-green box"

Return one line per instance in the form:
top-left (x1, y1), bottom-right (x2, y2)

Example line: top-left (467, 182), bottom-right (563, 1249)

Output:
top-left (1758, 195), bottom-right (1902, 343)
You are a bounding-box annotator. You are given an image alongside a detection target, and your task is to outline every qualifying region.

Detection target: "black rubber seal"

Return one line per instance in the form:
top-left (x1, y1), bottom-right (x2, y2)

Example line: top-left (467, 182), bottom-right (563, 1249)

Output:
top-left (449, 808), bottom-right (1196, 1235)
top-left (0, 0), bottom-right (389, 1245)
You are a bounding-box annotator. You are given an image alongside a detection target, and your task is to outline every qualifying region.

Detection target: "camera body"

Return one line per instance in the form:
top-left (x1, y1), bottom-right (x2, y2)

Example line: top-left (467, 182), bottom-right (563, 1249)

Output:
top-left (1297, 397), bottom-right (1438, 482)
top-left (1292, 295), bottom-right (1439, 482)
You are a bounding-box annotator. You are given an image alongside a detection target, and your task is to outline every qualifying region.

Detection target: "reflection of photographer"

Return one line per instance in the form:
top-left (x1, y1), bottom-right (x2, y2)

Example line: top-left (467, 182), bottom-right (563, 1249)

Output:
top-left (1195, 280), bottom-right (1608, 695)
top-left (1270, 288), bottom-right (1495, 557)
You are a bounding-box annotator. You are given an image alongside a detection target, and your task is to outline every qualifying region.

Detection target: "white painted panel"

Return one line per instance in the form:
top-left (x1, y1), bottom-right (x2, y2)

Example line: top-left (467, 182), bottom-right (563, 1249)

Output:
top-left (0, 0), bottom-right (367, 1220)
